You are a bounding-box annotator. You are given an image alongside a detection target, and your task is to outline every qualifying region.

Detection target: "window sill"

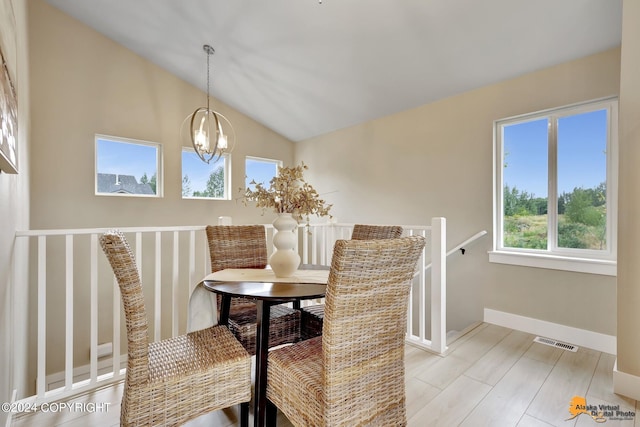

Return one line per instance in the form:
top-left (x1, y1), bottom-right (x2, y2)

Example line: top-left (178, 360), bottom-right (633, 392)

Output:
top-left (489, 250), bottom-right (616, 276)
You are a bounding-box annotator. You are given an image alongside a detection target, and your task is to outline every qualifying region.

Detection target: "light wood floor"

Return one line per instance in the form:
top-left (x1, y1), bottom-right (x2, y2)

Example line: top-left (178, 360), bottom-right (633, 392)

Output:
top-left (12, 323), bottom-right (639, 426)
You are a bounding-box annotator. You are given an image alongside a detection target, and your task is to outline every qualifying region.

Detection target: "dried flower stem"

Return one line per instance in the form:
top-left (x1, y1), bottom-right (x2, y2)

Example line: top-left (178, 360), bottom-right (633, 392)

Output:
top-left (240, 162), bottom-right (332, 227)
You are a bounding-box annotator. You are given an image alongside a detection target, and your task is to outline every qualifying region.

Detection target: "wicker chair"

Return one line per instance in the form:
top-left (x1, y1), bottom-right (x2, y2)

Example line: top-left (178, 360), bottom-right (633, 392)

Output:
top-left (266, 236), bottom-right (425, 426)
top-left (350, 223), bottom-right (403, 240)
top-left (206, 225), bottom-right (300, 354)
top-left (299, 224), bottom-right (404, 340)
top-left (100, 230), bottom-right (251, 427)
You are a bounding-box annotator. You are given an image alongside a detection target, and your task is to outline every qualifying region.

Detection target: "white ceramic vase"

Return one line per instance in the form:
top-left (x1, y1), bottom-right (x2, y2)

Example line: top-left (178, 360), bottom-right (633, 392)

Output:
top-left (270, 213), bottom-right (301, 278)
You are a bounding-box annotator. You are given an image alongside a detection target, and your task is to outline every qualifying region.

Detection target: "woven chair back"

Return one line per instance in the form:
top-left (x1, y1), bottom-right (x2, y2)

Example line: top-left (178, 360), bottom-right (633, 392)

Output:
top-left (99, 230), bottom-right (150, 387)
top-left (351, 224), bottom-right (403, 240)
top-left (206, 225), bottom-right (268, 272)
top-left (206, 225), bottom-right (268, 310)
top-left (322, 236), bottom-right (425, 425)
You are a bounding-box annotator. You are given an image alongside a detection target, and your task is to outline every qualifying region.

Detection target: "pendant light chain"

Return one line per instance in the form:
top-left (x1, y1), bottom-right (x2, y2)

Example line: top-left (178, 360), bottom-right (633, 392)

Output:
top-left (205, 45), bottom-right (213, 112)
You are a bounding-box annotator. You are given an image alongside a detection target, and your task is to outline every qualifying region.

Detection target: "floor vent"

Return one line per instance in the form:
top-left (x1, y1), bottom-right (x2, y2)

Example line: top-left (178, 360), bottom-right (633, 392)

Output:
top-left (533, 336), bottom-right (578, 352)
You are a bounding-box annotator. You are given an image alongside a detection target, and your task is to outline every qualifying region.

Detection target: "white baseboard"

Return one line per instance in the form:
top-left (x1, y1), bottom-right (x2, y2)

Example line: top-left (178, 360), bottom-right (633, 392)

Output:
top-left (43, 357), bottom-right (127, 391)
top-left (4, 389), bottom-right (17, 427)
top-left (613, 360), bottom-right (640, 401)
top-left (484, 308), bottom-right (616, 355)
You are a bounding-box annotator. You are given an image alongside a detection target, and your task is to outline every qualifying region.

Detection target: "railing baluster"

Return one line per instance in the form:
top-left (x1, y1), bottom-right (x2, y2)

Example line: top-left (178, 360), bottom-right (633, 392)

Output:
top-left (189, 230), bottom-right (196, 295)
top-left (37, 236), bottom-right (46, 397)
top-left (317, 224), bottom-right (322, 262)
top-left (172, 231), bottom-right (179, 337)
top-left (135, 232), bottom-right (142, 280)
top-left (65, 235), bottom-right (74, 390)
top-left (406, 267), bottom-right (414, 338)
top-left (302, 228), bottom-right (309, 264)
top-left (418, 229), bottom-right (426, 342)
top-left (89, 234), bottom-right (98, 384)
top-left (203, 231), bottom-right (210, 275)
top-left (154, 232), bottom-right (162, 342)
top-left (321, 226), bottom-right (326, 265)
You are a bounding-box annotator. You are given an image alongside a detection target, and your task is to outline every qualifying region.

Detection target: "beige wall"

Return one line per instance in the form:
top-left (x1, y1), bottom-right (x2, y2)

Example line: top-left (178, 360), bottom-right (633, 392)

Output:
top-left (29, 0), bottom-right (294, 231)
top-left (296, 48), bottom-right (621, 336)
top-left (617, 0), bottom-right (640, 379)
top-left (0, 0), bottom-right (29, 417)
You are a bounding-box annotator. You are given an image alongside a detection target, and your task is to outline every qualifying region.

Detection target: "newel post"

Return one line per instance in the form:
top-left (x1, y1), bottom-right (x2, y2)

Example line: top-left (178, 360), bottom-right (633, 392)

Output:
top-left (430, 217), bottom-right (447, 354)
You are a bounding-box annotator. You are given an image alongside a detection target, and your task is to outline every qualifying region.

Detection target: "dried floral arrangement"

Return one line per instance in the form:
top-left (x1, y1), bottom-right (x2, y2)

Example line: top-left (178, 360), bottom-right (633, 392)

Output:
top-left (240, 162), bottom-right (332, 224)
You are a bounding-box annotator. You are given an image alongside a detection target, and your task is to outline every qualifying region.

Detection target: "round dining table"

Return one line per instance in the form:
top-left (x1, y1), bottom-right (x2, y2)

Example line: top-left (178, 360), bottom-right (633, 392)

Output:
top-left (201, 265), bottom-right (329, 427)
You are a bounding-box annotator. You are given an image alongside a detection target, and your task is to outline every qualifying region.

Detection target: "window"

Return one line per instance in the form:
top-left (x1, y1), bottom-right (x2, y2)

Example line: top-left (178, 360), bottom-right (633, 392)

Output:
top-left (182, 148), bottom-right (230, 199)
top-left (491, 97), bottom-right (618, 275)
top-left (95, 135), bottom-right (162, 197)
top-left (245, 156), bottom-right (282, 190)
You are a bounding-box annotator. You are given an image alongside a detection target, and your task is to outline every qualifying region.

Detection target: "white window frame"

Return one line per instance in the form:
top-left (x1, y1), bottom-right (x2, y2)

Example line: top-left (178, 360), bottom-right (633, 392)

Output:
top-left (490, 97), bottom-right (618, 276)
top-left (95, 134), bottom-right (163, 198)
top-left (245, 156), bottom-right (282, 189)
top-left (181, 147), bottom-right (231, 200)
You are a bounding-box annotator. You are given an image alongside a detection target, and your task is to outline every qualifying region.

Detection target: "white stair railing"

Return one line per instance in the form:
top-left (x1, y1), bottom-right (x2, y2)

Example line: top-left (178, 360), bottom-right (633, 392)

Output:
top-left (12, 219), bottom-right (461, 406)
top-left (405, 226), bottom-right (488, 353)
top-left (14, 226), bottom-right (209, 404)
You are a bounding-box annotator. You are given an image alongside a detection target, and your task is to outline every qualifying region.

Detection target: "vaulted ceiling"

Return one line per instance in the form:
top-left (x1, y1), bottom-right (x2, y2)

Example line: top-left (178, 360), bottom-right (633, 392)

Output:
top-left (45, 0), bottom-right (622, 142)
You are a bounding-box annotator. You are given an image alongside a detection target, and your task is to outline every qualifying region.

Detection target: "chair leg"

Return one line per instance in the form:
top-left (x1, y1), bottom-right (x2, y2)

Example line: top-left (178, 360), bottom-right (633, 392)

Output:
top-left (240, 402), bottom-right (249, 427)
top-left (266, 400), bottom-right (277, 426)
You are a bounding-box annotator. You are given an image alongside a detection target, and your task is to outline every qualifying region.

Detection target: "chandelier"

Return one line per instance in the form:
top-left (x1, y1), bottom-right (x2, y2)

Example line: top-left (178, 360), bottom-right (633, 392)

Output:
top-left (183, 44), bottom-right (235, 164)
